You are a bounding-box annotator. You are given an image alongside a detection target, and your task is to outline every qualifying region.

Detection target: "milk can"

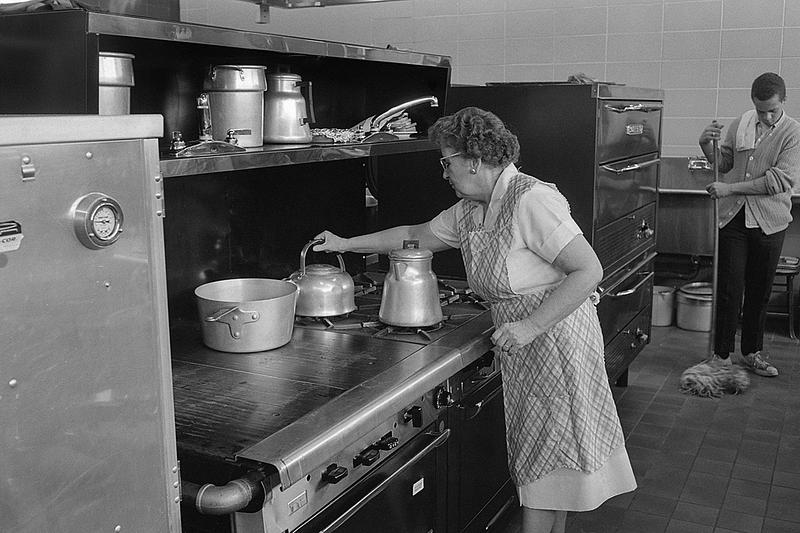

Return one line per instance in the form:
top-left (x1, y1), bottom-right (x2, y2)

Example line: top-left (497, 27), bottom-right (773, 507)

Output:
top-left (379, 241), bottom-right (443, 327)
top-left (263, 73), bottom-right (315, 143)
top-left (203, 65), bottom-right (267, 147)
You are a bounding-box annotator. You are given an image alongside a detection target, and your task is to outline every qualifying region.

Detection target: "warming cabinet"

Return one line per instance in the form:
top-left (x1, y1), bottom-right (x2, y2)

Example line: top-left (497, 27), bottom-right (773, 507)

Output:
top-left (0, 7), bottom-right (516, 533)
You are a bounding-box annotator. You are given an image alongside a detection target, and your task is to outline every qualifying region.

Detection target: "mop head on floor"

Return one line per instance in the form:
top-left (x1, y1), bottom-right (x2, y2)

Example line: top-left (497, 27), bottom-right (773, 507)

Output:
top-left (679, 360), bottom-right (750, 398)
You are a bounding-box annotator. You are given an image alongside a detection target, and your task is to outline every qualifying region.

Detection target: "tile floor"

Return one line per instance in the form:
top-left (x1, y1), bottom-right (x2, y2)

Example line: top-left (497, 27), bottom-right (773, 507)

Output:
top-left (498, 318), bottom-right (800, 533)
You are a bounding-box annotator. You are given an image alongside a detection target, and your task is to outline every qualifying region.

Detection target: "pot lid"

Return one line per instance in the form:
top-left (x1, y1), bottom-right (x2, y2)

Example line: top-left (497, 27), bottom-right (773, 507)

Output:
top-left (390, 248), bottom-right (432, 261)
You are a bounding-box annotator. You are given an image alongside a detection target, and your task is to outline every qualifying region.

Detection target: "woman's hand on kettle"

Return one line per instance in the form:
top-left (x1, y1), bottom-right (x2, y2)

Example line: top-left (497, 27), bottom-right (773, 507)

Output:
top-left (491, 318), bottom-right (540, 356)
top-left (313, 231), bottom-right (348, 253)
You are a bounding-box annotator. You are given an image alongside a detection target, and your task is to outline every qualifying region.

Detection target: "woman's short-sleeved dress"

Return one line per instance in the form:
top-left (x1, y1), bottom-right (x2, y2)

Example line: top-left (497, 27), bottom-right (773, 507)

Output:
top-left (429, 163), bottom-right (636, 511)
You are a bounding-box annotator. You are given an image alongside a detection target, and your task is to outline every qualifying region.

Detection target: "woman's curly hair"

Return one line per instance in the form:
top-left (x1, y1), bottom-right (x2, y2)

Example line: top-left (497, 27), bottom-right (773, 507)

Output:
top-left (428, 106), bottom-right (520, 167)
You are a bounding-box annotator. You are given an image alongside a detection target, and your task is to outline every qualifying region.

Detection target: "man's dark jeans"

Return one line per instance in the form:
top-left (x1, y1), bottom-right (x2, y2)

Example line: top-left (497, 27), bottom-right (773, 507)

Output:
top-left (714, 208), bottom-right (786, 356)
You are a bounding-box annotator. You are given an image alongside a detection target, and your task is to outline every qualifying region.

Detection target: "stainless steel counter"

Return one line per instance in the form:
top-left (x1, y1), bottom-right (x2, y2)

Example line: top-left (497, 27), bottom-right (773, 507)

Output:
top-left (170, 310), bottom-right (494, 488)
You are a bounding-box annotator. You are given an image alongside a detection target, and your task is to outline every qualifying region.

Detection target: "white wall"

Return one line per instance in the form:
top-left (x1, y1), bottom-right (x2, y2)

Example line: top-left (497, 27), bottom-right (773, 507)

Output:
top-left (181, 0), bottom-right (800, 157)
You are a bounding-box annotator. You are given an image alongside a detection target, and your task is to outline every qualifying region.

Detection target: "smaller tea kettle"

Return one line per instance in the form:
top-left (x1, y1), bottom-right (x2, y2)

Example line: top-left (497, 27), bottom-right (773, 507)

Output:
top-left (288, 239), bottom-right (355, 317)
top-left (263, 73), bottom-right (316, 144)
top-left (379, 240), bottom-right (443, 327)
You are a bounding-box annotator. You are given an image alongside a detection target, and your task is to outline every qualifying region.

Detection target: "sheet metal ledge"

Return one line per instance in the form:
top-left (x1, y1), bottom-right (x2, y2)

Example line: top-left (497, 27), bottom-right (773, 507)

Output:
top-left (237, 312), bottom-right (495, 489)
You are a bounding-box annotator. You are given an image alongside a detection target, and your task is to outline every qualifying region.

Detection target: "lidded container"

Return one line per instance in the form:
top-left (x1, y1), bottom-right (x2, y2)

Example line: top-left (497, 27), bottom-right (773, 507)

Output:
top-left (98, 52), bottom-right (135, 115)
top-left (203, 65), bottom-right (267, 147)
top-left (676, 282), bottom-right (712, 332)
top-left (263, 72), bottom-right (315, 144)
top-left (379, 241), bottom-right (443, 327)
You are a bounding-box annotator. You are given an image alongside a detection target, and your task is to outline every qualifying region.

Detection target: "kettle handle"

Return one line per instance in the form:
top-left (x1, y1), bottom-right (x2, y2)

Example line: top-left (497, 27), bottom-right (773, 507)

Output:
top-left (300, 238), bottom-right (346, 274)
top-left (297, 80), bottom-right (316, 125)
top-left (299, 238), bottom-right (323, 275)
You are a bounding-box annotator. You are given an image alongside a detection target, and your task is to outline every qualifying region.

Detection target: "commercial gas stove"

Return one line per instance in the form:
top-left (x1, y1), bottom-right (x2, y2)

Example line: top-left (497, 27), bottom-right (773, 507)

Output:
top-left (170, 274), bottom-right (496, 533)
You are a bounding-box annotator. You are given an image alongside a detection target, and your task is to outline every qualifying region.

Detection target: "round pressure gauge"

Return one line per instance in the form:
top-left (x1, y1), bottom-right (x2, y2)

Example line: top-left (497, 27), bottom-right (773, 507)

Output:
top-left (72, 193), bottom-right (124, 249)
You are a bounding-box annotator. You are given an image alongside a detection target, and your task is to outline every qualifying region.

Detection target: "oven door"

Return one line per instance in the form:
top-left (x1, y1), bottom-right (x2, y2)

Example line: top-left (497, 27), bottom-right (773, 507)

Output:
top-left (451, 372), bottom-right (515, 533)
top-left (291, 421), bottom-right (450, 533)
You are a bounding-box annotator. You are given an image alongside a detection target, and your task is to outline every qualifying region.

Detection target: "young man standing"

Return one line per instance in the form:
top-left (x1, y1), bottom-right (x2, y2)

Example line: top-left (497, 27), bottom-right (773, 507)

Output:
top-left (698, 72), bottom-right (800, 377)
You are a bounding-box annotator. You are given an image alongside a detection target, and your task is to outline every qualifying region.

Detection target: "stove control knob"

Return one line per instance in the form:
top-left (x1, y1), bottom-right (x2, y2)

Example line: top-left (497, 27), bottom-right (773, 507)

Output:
top-left (376, 433), bottom-right (399, 451)
top-left (434, 387), bottom-right (453, 409)
top-left (403, 406), bottom-right (423, 427)
top-left (353, 447), bottom-right (380, 467)
top-left (322, 463), bottom-right (348, 484)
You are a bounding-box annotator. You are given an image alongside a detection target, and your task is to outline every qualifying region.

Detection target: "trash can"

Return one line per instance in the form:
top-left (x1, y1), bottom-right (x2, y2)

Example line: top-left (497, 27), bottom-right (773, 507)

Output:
top-left (651, 285), bottom-right (676, 326)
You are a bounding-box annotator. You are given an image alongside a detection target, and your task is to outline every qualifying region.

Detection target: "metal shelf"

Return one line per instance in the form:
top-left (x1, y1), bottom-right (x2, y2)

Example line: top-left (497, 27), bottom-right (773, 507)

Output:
top-left (159, 138), bottom-right (437, 177)
top-left (87, 12), bottom-right (450, 68)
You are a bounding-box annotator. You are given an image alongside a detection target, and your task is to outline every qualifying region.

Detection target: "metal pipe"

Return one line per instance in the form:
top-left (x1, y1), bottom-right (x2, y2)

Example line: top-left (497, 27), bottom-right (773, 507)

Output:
top-left (181, 471), bottom-right (266, 515)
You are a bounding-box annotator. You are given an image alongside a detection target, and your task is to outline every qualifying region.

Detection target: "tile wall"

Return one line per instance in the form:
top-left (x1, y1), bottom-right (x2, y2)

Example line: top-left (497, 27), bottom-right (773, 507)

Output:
top-left (181, 0), bottom-right (800, 157)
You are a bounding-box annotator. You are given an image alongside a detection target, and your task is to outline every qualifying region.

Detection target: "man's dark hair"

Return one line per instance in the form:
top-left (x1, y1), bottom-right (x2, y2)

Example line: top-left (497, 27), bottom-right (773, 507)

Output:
top-left (752, 72), bottom-right (786, 102)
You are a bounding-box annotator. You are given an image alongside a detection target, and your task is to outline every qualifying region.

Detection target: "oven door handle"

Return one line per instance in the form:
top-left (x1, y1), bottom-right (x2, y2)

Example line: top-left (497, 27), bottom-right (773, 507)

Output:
top-left (606, 272), bottom-right (654, 298)
top-left (601, 158), bottom-right (660, 175)
top-left (459, 384), bottom-right (503, 421)
top-left (319, 428), bottom-right (451, 533)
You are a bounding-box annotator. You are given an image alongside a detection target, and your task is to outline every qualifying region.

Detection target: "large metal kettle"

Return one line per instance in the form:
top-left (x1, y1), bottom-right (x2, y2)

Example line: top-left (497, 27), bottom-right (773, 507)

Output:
top-left (288, 239), bottom-right (355, 317)
top-left (263, 73), bottom-right (315, 144)
top-left (379, 241), bottom-right (443, 327)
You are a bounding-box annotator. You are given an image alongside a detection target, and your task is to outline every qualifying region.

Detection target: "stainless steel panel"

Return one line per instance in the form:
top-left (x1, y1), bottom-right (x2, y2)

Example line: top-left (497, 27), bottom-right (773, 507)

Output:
top-left (594, 203), bottom-right (656, 277)
top-left (596, 154), bottom-right (659, 228)
top-left (597, 100), bottom-right (662, 163)
top-left (0, 116), bottom-right (180, 532)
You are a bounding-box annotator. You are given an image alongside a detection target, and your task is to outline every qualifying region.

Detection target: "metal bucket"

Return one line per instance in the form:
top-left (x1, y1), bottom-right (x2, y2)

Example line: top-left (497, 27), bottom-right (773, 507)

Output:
top-left (651, 285), bottom-right (676, 327)
top-left (98, 52), bottom-right (135, 115)
top-left (203, 65), bottom-right (267, 148)
top-left (676, 282), bottom-right (712, 332)
top-left (195, 278), bottom-right (297, 353)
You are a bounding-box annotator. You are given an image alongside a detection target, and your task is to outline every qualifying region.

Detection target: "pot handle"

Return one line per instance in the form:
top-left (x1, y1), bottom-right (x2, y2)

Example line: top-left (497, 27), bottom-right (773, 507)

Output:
top-left (206, 306), bottom-right (260, 340)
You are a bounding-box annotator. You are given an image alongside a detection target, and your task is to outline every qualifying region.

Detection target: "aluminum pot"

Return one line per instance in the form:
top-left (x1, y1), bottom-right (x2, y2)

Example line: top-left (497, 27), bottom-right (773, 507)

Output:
top-left (195, 278), bottom-right (297, 353)
top-left (676, 282), bottom-right (712, 332)
top-left (379, 240), bottom-right (443, 327)
top-left (98, 52), bottom-right (135, 115)
top-left (288, 239), bottom-right (355, 317)
top-left (203, 65), bottom-right (267, 148)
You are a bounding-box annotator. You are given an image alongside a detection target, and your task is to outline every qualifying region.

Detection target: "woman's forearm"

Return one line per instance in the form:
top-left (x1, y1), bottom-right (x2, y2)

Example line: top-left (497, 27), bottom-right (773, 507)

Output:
top-left (338, 223), bottom-right (446, 254)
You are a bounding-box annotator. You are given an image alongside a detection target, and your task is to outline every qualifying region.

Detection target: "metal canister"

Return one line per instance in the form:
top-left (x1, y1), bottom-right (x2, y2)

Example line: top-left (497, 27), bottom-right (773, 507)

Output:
top-left (203, 65), bottom-right (267, 147)
top-left (98, 52), bottom-right (135, 115)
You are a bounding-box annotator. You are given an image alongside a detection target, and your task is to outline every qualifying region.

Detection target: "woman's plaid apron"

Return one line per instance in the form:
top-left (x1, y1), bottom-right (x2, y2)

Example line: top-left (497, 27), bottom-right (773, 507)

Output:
top-left (457, 174), bottom-right (625, 486)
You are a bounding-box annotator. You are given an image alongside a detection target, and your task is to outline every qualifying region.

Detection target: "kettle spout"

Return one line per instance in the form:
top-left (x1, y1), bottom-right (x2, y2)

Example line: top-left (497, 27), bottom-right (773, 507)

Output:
top-left (372, 96), bottom-right (439, 132)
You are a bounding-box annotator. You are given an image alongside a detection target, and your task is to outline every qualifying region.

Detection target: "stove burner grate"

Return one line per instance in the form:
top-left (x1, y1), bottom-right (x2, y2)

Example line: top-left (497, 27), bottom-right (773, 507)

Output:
top-left (374, 322), bottom-right (444, 341)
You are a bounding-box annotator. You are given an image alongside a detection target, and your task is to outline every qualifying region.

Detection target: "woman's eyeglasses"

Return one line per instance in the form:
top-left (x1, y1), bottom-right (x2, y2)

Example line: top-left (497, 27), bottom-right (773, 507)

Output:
top-left (439, 152), bottom-right (462, 170)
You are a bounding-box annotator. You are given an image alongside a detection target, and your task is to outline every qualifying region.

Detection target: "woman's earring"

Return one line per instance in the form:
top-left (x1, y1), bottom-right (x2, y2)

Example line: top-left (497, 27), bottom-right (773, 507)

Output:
top-left (470, 168), bottom-right (477, 174)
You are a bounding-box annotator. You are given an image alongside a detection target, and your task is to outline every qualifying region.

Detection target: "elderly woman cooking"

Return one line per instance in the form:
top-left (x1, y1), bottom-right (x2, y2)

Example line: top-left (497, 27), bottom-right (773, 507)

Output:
top-left (313, 106), bottom-right (636, 533)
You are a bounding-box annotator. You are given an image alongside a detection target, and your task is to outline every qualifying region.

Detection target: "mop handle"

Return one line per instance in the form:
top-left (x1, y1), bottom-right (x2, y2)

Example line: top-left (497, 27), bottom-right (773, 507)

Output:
top-left (708, 138), bottom-right (720, 356)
